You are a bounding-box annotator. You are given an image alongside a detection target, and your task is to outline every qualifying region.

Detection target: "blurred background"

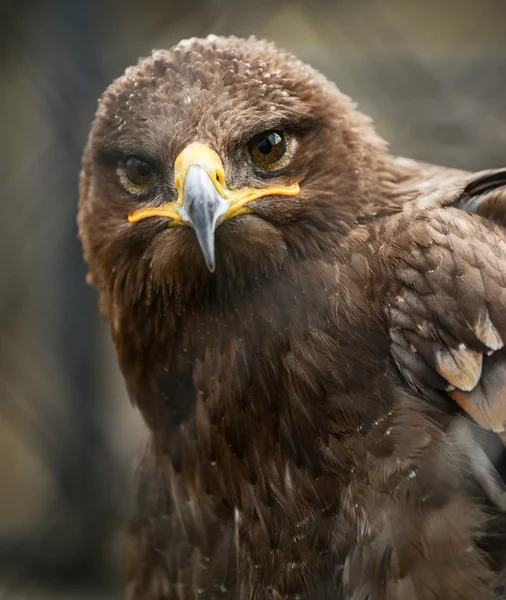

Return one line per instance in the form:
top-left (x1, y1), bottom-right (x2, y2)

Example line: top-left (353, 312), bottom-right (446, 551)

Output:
top-left (1, 0), bottom-right (506, 597)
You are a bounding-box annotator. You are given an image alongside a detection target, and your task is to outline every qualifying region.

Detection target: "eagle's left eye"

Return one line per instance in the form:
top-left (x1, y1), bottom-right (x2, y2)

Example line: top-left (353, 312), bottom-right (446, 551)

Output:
top-left (124, 157), bottom-right (154, 189)
top-left (249, 130), bottom-right (288, 169)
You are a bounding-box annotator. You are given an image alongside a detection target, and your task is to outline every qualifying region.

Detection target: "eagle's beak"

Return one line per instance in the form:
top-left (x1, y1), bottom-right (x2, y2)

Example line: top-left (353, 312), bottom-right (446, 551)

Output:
top-left (128, 142), bottom-right (300, 271)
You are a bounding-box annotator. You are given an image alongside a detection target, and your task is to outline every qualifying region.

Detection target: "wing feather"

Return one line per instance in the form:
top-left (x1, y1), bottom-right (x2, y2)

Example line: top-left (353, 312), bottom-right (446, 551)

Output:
top-left (385, 168), bottom-right (506, 436)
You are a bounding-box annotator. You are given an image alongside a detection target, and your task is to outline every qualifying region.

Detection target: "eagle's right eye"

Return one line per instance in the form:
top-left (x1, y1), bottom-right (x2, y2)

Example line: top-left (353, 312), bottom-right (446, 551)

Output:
top-left (124, 157), bottom-right (154, 189)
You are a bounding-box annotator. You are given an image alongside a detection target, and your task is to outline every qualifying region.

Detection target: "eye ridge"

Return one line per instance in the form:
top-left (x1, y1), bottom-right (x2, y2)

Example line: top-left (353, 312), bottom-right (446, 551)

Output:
top-left (249, 130), bottom-right (288, 170)
top-left (124, 156), bottom-right (155, 189)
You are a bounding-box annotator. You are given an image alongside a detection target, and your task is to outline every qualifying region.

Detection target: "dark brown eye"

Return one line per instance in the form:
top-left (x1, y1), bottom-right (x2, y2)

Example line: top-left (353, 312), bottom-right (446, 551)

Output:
top-left (124, 157), bottom-right (154, 188)
top-left (249, 130), bottom-right (287, 169)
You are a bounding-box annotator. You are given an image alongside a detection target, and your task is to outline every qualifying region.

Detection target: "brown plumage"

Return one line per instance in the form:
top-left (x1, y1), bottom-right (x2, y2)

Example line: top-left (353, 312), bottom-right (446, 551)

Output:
top-left (78, 36), bottom-right (506, 599)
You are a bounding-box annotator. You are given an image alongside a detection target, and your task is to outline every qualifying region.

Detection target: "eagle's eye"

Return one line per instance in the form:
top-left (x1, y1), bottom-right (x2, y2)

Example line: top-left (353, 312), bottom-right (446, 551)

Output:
top-left (249, 130), bottom-right (288, 170)
top-left (124, 157), bottom-right (154, 189)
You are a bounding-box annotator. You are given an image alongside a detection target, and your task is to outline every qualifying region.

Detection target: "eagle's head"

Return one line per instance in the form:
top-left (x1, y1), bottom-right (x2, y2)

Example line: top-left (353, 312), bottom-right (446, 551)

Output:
top-left (79, 35), bottom-right (390, 310)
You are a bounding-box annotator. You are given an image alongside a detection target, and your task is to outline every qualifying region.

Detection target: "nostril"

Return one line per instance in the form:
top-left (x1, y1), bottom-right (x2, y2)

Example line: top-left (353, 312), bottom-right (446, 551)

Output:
top-left (215, 171), bottom-right (224, 185)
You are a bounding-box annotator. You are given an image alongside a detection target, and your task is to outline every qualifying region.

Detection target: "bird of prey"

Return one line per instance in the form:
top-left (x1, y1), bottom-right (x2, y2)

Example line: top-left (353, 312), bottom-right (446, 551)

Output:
top-left (79, 36), bottom-right (506, 599)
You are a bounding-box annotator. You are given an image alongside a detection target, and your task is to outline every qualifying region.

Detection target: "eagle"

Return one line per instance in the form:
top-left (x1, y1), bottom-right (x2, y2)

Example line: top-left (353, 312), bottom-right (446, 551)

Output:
top-left (79, 36), bottom-right (506, 599)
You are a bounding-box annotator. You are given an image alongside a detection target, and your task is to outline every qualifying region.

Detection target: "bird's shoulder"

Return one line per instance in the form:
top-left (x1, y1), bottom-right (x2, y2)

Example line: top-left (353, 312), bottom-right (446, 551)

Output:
top-left (356, 160), bottom-right (506, 509)
top-left (371, 159), bottom-right (506, 439)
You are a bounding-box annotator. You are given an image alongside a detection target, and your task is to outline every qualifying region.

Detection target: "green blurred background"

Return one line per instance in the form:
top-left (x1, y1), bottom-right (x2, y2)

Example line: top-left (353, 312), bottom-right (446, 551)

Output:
top-left (1, 0), bottom-right (506, 597)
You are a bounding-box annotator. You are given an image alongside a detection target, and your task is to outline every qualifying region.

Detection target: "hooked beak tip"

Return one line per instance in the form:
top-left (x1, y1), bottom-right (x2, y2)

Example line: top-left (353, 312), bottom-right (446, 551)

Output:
top-left (200, 247), bottom-right (216, 273)
top-left (191, 218), bottom-right (218, 273)
top-left (196, 235), bottom-right (216, 272)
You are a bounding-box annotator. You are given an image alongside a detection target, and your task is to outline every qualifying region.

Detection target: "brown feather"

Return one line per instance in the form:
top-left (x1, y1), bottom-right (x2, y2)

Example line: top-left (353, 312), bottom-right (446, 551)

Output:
top-left (452, 348), bottom-right (506, 435)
